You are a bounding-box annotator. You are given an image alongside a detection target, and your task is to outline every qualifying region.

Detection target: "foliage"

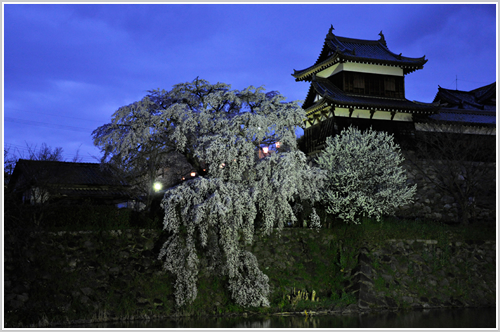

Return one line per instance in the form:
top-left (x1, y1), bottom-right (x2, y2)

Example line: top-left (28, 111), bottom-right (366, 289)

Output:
top-left (316, 126), bottom-right (416, 224)
top-left (329, 291), bottom-right (357, 305)
top-left (336, 238), bottom-right (358, 272)
top-left (3, 196), bottom-right (159, 231)
top-left (102, 78), bottom-right (326, 308)
top-left (281, 288), bottom-right (320, 308)
top-left (4, 147), bottom-right (18, 177)
top-left (92, 96), bottom-right (188, 211)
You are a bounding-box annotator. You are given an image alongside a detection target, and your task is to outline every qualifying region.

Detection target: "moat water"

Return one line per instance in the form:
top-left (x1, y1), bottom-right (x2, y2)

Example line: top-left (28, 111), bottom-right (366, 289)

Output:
top-left (67, 308), bottom-right (496, 328)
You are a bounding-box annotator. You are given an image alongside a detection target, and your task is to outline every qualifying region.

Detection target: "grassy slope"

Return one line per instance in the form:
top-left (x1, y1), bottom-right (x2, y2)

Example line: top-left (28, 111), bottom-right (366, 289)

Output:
top-left (180, 217), bottom-right (496, 316)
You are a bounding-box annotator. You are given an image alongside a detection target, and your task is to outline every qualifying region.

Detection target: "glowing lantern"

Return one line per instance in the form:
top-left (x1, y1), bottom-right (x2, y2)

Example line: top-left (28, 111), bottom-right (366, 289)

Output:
top-left (153, 182), bottom-right (162, 191)
top-left (262, 146), bottom-right (269, 154)
top-left (190, 171), bottom-right (196, 177)
top-left (276, 142), bottom-right (281, 148)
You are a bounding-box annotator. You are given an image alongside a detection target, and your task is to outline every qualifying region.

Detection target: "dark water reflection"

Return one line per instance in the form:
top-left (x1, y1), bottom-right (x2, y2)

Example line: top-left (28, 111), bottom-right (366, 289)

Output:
top-left (68, 308), bottom-right (496, 329)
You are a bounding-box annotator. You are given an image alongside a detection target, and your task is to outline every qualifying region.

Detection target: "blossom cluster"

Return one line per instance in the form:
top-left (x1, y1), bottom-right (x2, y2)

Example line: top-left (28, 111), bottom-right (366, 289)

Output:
top-left (316, 126), bottom-right (416, 224)
top-left (154, 78), bottom-right (326, 307)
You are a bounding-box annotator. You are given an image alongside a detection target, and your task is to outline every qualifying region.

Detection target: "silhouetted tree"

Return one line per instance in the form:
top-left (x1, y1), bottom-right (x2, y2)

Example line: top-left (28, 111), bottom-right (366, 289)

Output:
top-left (406, 122), bottom-right (495, 225)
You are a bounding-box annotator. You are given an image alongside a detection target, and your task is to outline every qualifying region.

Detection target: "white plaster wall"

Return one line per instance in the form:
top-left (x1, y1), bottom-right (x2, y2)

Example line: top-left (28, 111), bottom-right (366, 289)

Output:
top-left (392, 113), bottom-right (413, 121)
top-left (333, 108), bottom-right (412, 121)
top-left (351, 109), bottom-right (370, 118)
top-left (334, 107), bottom-right (350, 117)
top-left (316, 62), bottom-right (403, 78)
top-left (304, 107), bottom-right (412, 127)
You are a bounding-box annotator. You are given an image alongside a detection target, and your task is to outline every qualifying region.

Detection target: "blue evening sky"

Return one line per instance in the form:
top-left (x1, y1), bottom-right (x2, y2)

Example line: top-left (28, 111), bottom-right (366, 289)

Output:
top-left (3, 3), bottom-right (497, 163)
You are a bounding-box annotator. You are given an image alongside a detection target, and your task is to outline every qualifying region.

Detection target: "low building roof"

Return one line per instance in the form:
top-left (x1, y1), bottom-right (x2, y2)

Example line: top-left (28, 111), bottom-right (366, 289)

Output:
top-left (427, 83), bottom-right (497, 127)
top-left (8, 159), bottom-right (132, 200)
top-left (433, 83), bottom-right (496, 110)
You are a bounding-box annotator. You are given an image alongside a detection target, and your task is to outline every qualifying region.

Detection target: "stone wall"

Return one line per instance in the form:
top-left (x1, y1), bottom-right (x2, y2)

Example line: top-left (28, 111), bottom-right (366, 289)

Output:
top-left (397, 158), bottom-right (496, 223)
top-left (4, 228), bottom-right (496, 327)
top-left (350, 239), bottom-right (496, 310)
top-left (4, 229), bottom-right (170, 328)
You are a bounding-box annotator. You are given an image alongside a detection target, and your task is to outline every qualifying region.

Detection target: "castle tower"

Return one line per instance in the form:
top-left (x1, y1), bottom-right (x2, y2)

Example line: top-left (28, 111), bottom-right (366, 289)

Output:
top-left (293, 26), bottom-right (439, 155)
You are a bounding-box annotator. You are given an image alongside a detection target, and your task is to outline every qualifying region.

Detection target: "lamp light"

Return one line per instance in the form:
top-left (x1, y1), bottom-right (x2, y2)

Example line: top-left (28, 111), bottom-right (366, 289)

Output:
top-left (153, 182), bottom-right (162, 191)
top-left (262, 146), bottom-right (269, 154)
top-left (276, 142), bottom-right (281, 148)
top-left (190, 171), bottom-right (196, 177)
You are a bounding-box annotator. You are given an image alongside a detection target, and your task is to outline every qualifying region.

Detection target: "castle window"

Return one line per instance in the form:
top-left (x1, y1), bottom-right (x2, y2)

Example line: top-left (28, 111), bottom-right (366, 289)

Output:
top-left (331, 72), bottom-right (405, 99)
top-left (343, 72), bottom-right (365, 94)
top-left (385, 77), bottom-right (396, 91)
top-left (353, 73), bottom-right (365, 88)
top-left (353, 73), bottom-right (365, 93)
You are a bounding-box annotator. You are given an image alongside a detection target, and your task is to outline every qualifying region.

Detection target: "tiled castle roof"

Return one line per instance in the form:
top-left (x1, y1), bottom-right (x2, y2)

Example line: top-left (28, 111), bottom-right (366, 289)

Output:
top-left (307, 77), bottom-right (439, 115)
top-left (293, 27), bottom-right (427, 81)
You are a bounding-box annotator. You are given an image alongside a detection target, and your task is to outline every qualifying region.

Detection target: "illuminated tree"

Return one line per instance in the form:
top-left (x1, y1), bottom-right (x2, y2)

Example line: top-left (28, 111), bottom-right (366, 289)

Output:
top-left (316, 126), bottom-right (416, 224)
top-left (93, 96), bottom-right (183, 211)
top-left (96, 78), bottom-right (326, 307)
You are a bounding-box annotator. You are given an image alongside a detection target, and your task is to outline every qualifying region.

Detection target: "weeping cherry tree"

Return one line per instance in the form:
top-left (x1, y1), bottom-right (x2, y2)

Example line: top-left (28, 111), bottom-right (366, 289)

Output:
top-left (94, 78), bottom-right (326, 307)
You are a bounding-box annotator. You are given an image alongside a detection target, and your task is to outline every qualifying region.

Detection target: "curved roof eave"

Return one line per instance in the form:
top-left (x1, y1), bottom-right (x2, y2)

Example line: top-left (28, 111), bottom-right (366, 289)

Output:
top-left (305, 99), bottom-right (330, 116)
top-left (309, 78), bottom-right (439, 114)
top-left (292, 54), bottom-right (340, 81)
top-left (293, 31), bottom-right (427, 81)
top-left (292, 53), bottom-right (426, 81)
top-left (320, 97), bottom-right (438, 114)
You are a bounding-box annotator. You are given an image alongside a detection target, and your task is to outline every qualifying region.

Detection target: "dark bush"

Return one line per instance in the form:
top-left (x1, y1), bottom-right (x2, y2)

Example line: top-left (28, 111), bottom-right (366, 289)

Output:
top-left (4, 194), bottom-right (162, 231)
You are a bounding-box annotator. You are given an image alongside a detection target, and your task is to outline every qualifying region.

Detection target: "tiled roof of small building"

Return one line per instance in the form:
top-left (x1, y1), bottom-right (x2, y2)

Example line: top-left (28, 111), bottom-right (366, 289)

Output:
top-left (8, 160), bottom-right (132, 200)
top-left (424, 83), bottom-right (497, 127)
top-left (433, 83), bottom-right (496, 110)
top-left (12, 159), bottom-right (130, 186)
top-left (471, 82), bottom-right (496, 104)
top-left (293, 27), bottom-right (427, 81)
top-left (306, 77), bottom-right (439, 115)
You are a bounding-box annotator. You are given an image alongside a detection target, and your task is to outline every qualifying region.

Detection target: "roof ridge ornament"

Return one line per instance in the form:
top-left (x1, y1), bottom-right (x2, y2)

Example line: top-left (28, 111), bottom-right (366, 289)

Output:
top-left (378, 30), bottom-right (387, 47)
top-left (328, 24), bottom-right (335, 37)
